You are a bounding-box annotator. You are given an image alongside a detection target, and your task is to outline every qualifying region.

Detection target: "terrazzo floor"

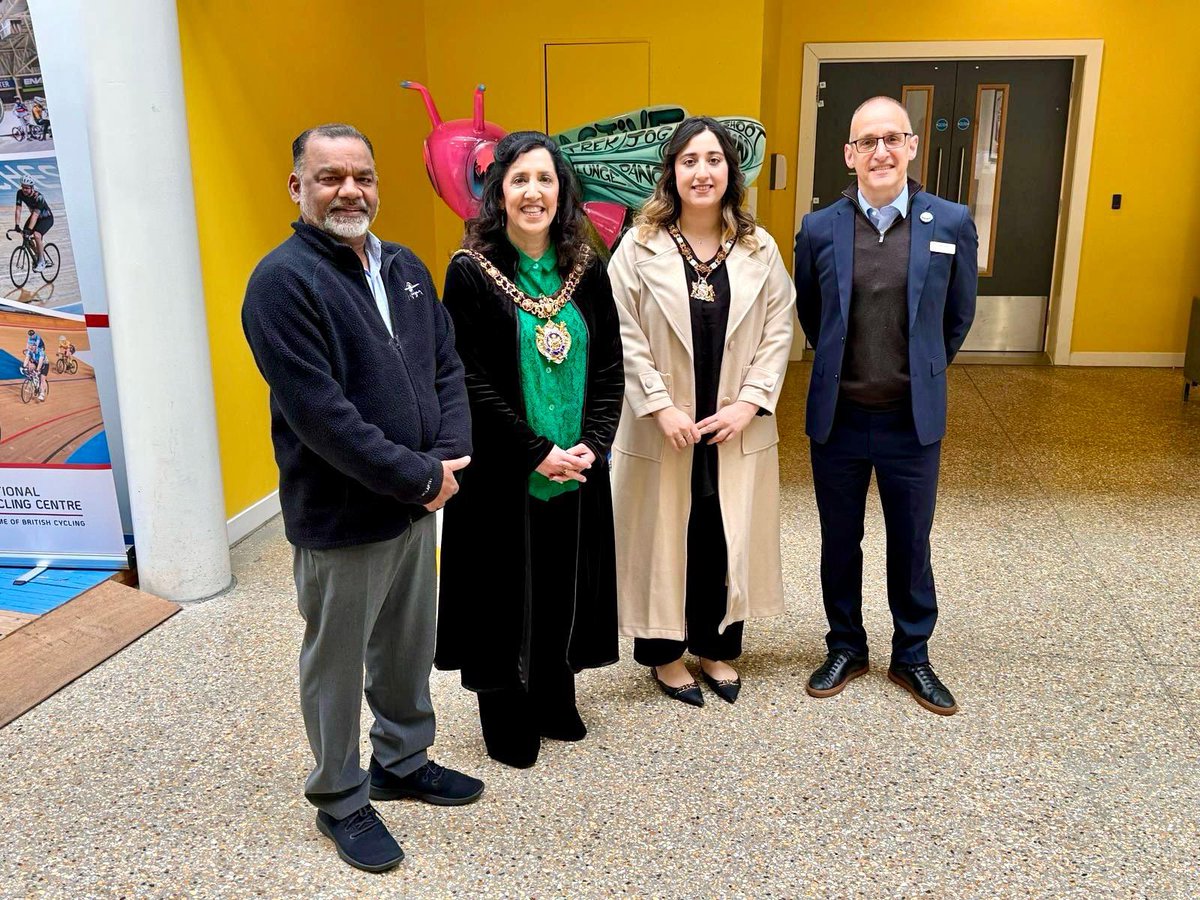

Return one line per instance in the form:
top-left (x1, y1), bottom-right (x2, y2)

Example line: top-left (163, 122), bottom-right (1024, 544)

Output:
top-left (2, 363), bottom-right (1198, 899)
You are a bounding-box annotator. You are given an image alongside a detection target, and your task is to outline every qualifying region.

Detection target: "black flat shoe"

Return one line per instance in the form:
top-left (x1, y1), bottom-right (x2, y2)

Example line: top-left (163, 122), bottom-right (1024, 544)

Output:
top-left (700, 668), bottom-right (741, 704)
top-left (483, 739), bottom-right (540, 769)
top-left (651, 666), bottom-right (704, 707)
top-left (806, 649), bottom-right (869, 698)
top-left (888, 662), bottom-right (958, 715)
top-left (539, 707), bottom-right (587, 742)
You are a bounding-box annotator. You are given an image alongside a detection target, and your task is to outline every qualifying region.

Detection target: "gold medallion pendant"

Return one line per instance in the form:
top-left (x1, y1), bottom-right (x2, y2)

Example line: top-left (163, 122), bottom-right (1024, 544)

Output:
top-left (691, 278), bottom-right (717, 302)
top-left (535, 318), bottom-right (572, 364)
top-left (667, 223), bottom-right (734, 305)
top-left (453, 246), bottom-right (592, 368)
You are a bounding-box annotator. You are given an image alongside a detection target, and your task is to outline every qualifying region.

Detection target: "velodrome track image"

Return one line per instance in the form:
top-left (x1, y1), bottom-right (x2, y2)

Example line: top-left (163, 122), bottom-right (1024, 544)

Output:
top-left (0, 308), bottom-right (104, 465)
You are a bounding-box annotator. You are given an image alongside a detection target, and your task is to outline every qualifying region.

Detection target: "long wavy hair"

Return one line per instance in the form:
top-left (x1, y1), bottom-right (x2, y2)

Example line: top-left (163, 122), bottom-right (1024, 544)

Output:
top-left (462, 131), bottom-right (593, 274)
top-left (634, 116), bottom-right (758, 248)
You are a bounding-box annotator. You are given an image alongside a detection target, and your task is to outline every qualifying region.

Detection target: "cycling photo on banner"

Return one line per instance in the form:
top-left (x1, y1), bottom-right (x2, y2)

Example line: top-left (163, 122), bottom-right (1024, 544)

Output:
top-left (0, 158), bottom-right (79, 312)
top-left (0, 300), bottom-right (105, 464)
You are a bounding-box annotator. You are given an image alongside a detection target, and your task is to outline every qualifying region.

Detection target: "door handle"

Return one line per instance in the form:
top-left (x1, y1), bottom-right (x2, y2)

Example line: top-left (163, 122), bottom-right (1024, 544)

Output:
top-left (956, 147), bottom-right (966, 203)
top-left (933, 148), bottom-right (943, 195)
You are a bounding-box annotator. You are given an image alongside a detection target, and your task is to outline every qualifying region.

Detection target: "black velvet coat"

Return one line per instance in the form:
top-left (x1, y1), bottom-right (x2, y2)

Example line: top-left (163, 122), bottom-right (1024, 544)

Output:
top-left (436, 241), bottom-right (624, 692)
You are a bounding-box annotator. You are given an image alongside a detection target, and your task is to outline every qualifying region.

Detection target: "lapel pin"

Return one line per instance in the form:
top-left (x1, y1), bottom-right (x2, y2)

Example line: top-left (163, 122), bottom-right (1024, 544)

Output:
top-left (920, 211), bottom-right (934, 224)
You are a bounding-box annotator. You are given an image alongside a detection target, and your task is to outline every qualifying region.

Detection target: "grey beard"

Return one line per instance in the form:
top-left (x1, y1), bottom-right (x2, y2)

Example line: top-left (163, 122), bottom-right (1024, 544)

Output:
top-left (300, 193), bottom-right (376, 240)
top-left (321, 211), bottom-right (370, 239)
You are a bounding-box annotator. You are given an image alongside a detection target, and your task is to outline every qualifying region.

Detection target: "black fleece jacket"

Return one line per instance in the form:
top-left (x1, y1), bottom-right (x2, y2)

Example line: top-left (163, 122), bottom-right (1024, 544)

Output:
top-left (242, 221), bottom-right (471, 549)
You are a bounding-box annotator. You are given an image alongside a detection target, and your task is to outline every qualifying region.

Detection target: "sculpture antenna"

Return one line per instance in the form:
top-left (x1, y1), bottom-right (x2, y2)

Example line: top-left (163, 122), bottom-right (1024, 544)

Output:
top-left (401, 80), bottom-right (443, 127)
top-left (472, 84), bottom-right (487, 134)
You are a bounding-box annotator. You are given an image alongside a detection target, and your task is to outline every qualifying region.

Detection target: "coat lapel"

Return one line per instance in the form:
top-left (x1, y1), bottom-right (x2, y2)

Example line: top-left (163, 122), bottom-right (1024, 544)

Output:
top-left (832, 205), bottom-right (854, 329)
top-left (907, 191), bottom-right (935, 326)
top-left (724, 241), bottom-right (769, 340)
top-left (634, 228), bottom-right (695, 358)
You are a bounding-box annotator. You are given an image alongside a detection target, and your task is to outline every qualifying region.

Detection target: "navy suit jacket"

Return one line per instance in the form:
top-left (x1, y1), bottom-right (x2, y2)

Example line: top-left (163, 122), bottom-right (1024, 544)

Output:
top-left (794, 186), bottom-right (978, 446)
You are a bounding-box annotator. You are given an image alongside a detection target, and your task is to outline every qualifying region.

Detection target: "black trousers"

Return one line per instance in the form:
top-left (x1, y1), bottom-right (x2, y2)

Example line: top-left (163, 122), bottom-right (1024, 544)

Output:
top-left (477, 491), bottom-right (579, 766)
top-left (633, 490), bottom-right (744, 667)
top-left (810, 402), bottom-right (942, 666)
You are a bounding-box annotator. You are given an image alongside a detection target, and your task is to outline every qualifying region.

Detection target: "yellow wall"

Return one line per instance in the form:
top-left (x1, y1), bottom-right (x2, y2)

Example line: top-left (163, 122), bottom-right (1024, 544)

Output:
top-left (757, 0), bottom-right (1200, 354)
top-left (183, 0), bottom-right (1200, 523)
top-left (180, 0), bottom-right (766, 521)
top-left (177, 0), bottom-right (436, 518)
top-left (421, 0), bottom-right (766, 277)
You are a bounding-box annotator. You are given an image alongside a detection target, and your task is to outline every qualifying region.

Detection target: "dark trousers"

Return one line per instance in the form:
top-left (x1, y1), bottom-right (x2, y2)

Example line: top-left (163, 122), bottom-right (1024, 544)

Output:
top-left (477, 491), bottom-right (579, 766)
top-left (809, 403), bottom-right (942, 666)
top-left (633, 491), bottom-right (744, 667)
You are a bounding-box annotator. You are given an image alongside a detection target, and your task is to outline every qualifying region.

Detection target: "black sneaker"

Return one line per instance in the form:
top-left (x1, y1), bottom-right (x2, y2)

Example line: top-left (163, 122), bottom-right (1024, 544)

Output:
top-left (369, 758), bottom-right (484, 806)
top-left (315, 804), bottom-right (403, 873)
top-left (888, 661), bottom-right (959, 715)
top-left (806, 649), bottom-right (869, 698)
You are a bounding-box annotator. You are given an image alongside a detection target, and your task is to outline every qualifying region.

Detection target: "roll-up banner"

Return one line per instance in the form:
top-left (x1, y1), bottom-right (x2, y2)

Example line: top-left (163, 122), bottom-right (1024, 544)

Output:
top-left (0, 1), bottom-right (125, 568)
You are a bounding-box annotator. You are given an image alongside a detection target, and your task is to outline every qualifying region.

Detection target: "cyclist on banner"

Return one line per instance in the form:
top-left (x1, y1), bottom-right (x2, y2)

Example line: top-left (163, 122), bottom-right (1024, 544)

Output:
top-left (23, 330), bottom-right (48, 402)
top-left (23, 328), bottom-right (44, 366)
top-left (57, 333), bottom-right (75, 362)
top-left (31, 98), bottom-right (50, 139)
top-left (14, 175), bottom-right (53, 271)
top-left (13, 98), bottom-right (31, 133)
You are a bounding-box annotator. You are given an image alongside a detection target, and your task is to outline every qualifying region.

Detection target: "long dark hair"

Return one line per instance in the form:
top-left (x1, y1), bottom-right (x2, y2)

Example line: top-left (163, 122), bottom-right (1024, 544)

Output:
top-left (462, 131), bottom-right (593, 274)
top-left (635, 116), bottom-right (758, 248)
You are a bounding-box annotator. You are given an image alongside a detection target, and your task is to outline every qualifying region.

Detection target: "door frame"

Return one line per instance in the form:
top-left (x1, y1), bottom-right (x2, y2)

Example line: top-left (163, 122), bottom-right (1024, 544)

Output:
top-left (793, 40), bottom-right (1103, 364)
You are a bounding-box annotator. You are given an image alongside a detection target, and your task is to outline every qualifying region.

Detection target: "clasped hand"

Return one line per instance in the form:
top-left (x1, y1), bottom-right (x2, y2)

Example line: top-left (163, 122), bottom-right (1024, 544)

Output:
top-left (423, 455), bottom-right (471, 512)
top-left (536, 443), bottom-right (595, 484)
top-left (654, 401), bottom-right (758, 450)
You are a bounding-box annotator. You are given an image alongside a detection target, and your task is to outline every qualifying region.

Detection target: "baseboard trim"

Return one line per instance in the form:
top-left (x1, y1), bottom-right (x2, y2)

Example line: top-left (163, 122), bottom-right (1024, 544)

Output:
top-left (1068, 352), bottom-right (1185, 367)
top-left (227, 490), bottom-right (281, 546)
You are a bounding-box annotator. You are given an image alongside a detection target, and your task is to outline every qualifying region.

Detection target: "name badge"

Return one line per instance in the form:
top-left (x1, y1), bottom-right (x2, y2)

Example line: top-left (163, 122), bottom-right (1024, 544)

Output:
top-left (930, 241), bottom-right (956, 255)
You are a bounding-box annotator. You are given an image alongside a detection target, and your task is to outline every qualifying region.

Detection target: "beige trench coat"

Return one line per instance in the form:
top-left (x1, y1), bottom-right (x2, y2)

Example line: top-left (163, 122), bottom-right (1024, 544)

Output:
top-left (608, 225), bottom-right (796, 640)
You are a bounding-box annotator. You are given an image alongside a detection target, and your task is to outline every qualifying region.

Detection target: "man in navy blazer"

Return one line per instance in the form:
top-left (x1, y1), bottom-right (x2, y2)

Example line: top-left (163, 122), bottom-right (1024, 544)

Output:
top-left (793, 96), bottom-right (977, 715)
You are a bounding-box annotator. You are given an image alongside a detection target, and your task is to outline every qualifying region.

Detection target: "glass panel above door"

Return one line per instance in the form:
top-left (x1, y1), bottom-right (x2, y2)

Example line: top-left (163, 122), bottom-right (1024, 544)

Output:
top-left (969, 84), bottom-right (1009, 276)
top-left (901, 85), bottom-right (933, 187)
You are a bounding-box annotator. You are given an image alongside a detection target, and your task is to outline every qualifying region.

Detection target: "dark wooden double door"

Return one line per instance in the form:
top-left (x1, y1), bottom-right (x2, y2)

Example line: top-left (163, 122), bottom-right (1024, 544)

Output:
top-left (811, 59), bottom-right (1074, 352)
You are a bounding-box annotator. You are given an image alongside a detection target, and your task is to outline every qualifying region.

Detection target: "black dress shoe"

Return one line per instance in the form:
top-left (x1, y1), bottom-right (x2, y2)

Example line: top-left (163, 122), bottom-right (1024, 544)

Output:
top-left (806, 649), bottom-right (869, 698)
top-left (315, 804), bottom-right (404, 873)
top-left (368, 758), bottom-right (485, 805)
top-left (888, 662), bottom-right (959, 716)
top-left (651, 666), bottom-right (704, 707)
top-left (700, 667), bottom-right (741, 704)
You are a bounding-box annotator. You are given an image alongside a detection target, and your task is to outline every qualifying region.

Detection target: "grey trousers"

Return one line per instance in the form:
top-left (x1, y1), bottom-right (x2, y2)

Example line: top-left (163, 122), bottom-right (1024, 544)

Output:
top-left (293, 514), bottom-right (437, 819)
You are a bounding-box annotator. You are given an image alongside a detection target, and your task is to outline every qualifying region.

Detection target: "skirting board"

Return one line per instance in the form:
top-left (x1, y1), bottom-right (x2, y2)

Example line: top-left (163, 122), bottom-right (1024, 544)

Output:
top-left (0, 580), bottom-right (180, 728)
top-left (227, 490), bottom-right (281, 546)
top-left (1068, 352), bottom-right (1185, 367)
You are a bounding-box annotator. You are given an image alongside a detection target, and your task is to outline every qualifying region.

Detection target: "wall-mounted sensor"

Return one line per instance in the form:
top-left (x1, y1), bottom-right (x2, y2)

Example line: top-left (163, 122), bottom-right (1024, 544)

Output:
top-left (1111, 194), bottom-right (1122, 209)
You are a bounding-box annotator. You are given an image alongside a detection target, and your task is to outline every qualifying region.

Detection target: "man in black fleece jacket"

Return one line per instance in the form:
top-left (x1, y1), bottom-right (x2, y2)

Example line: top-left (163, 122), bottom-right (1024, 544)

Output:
top-left (242, 124), bottom-right (482, 873)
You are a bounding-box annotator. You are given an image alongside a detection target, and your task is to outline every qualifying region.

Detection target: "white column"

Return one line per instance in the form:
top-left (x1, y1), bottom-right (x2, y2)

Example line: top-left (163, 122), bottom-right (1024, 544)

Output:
top-left (33, 0), bottom-right (231, 600)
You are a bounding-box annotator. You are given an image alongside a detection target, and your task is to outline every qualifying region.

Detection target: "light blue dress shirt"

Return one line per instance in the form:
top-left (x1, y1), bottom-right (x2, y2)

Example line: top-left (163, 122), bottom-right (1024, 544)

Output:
top-left (363, 232), bottom-right (393, 338)
top-left (857, 184), bottom-right (909, 235)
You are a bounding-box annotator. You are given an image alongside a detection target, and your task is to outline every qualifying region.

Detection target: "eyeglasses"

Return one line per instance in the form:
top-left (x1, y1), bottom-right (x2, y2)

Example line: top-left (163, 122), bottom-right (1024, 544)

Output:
top-left (848, 132), bottom-right (914, 154)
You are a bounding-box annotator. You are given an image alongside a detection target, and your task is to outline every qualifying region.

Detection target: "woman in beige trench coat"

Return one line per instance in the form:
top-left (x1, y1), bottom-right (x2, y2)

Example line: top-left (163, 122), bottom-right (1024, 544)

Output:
top-left (608, 116), bottom-right (795, 706)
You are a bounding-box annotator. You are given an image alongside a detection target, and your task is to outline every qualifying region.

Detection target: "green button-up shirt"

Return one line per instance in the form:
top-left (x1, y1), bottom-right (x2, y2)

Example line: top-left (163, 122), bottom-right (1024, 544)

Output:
top-left (514, 245), bottom-right (588, 501)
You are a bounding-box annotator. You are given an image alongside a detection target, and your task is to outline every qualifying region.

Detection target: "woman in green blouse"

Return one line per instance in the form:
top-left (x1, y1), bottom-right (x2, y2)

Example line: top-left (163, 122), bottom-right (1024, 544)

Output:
top-left (436, 132), bottom-right (625, 769)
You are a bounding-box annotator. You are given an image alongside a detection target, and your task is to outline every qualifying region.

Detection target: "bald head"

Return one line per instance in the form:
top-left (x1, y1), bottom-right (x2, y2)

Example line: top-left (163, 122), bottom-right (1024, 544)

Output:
top-left (849, 96), bottom-right (912, 139)
top-left (844, 95), bottom-right (918, 207)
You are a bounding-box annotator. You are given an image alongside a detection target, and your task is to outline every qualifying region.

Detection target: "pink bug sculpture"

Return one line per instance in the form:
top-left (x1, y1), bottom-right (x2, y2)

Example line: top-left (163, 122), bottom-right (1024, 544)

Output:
top-left (402, 81), bottom-right (766, 249)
